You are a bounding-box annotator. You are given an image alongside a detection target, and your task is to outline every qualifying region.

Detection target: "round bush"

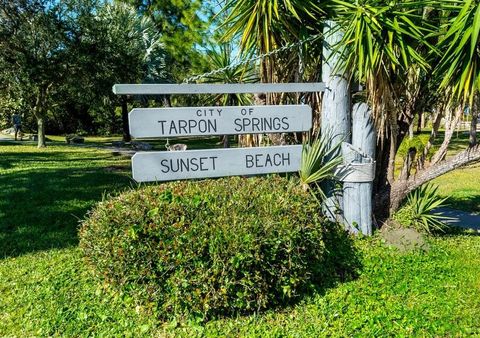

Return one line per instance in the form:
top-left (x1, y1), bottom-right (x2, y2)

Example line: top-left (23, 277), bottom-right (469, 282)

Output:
top-left (79, 176), bottom-right (330, 319)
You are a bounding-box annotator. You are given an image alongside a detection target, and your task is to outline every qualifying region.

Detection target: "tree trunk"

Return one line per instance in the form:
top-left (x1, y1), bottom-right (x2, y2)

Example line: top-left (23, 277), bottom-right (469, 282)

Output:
top-left (418, 109), bottom-right (442, 169)
top-left (470, 100), bottom-right (478, 147)
top-left (37, 116), bottom-right (46, 148)
top-left (222, 135), bottom-right (230, 148)
top-left (416, 111), bottom-right (423, 134)
top-left (389, 143), bottom-right (480, 214)
top-left (34, 85), bottom-right (50, 148)
top-left (343, 103), bottom-right (376, 235)
top-left (121, 97), bottom-right (131, 143)
top-left (430, 105), bottom-right (462, 165)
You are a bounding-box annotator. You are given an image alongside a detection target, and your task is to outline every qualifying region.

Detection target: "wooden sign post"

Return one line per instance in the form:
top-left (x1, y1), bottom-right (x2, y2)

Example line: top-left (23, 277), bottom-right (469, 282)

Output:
top-left (113, 81), bottom-right (374, 236)
top-left (113, 82), bottom-right (322, 183)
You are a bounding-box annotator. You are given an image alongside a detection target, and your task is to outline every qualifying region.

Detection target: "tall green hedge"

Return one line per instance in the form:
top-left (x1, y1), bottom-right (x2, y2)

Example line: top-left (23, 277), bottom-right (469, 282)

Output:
top-left (79, 176), bottom-right (355, 319)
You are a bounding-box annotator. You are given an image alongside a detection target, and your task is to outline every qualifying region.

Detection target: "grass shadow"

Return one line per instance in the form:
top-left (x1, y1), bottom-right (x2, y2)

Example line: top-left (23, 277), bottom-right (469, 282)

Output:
top-left (445, 194), bottom-right (480, 213)
top-left (0, 147), bottom-right (133, 258)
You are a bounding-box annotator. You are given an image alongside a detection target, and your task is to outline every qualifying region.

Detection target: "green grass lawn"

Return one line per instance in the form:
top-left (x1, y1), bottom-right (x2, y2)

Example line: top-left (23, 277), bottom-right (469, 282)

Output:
top-left (1, 142), bottom-right (480, 336)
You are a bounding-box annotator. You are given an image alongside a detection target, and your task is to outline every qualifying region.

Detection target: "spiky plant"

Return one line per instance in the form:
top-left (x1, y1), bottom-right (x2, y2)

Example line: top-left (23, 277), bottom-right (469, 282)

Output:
top-left (393, 183), bottom-right (451, 234)
top-left (299, 133), bottom-right (343, 197)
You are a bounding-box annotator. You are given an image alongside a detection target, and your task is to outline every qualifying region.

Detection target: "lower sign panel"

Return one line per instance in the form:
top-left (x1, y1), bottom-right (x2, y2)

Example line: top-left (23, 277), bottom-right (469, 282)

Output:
top-left (132, 145), bottom-right (303, 182)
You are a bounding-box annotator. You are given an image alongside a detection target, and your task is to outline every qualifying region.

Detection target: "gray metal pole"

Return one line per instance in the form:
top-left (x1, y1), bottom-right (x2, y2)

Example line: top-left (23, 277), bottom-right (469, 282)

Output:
top-left (321, 20), bottom-right (351, 220)
top-left (343, 102), bottom-right (376, 235)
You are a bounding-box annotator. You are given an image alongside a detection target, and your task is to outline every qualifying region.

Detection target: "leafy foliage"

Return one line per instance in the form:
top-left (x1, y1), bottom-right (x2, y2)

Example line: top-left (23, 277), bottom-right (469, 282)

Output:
top-left (331, 0), bottom-right (430, 81)
top-left (79, 176), bottom-right (349, 320)
top-left (220, 0), bottom-right (322, 53)
top-left (201, 43), bottom-right (258, 106)
top-left (120, 0), bottom-right (212, 80)
top-left (0, 0), bottom-right (168, 138)
top-left (393, 183), bottom-right (451, 234)
top-left (435, 0), bottom-right (480, 105)
top-left (299, 133), bottom-right (343, 195)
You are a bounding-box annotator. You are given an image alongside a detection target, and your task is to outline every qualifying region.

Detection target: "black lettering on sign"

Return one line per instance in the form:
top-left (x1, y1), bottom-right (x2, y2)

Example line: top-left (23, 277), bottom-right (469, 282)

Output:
top-left (189, 119), bottom-right (198, 133)
top-left (158, 120), bottom-right (167, 134)
top-left (196, 108), bottom-right (222, 117)
top-left (161, 159), bottom-right (169, 173)
top-left (264, 117), bottom-right (272, 130)
top-left (164, 119), bottom-right (218, 135)
top-left (244, 152), bottom-right (292, 168)
top-left (160, 156), bottom-right (218, 173)
top-left (234, 118), bottom-right (242, 132)
top-left (178, 120), bottom-right (188, 134)
top-left (245, 155), bottom-right (254, 168)
top-left (234, 117), bottom-right (290, 132)
top-left (255, 154), bottom-right (263, 167)
top-left (207, 119), bottom-right (217, 133)
top-left (210, 156), bottom-right (217, 170)
top-left (273, 117), bottom-right (281, 130)
top-left (190, 157), bottom-right (199, 171)
top-left (252, 118), bottom-right (261, 131)
top-left (169, 120), bottom-right (178, 134)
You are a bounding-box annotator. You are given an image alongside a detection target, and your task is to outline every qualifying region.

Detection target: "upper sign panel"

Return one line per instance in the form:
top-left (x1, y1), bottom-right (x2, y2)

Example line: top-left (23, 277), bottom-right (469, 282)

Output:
top-left (129, 105), bottom-right (312, 138)
top-left (113, 83), bottom-right (325, 95)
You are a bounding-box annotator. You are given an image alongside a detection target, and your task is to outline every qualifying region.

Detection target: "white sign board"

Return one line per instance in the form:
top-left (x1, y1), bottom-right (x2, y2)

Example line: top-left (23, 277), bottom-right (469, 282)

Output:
top-left (132, 145), bottom-right (303, 182)
top-left (129, 105), bottom-right (312, 138)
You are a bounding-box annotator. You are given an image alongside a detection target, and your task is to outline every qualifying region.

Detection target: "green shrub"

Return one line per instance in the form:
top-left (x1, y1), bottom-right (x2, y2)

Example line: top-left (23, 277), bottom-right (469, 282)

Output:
top-left (79, 176), bottom-right (345, 319)
top-left (397, 134), bottom-right (435, 160)
top-left (393, 183), bottom-right (451, 234)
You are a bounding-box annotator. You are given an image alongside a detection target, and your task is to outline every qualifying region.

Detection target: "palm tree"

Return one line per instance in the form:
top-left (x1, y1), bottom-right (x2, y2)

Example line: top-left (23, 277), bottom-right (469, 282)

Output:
top-left (201, 43), bottom-right (258, 147)
top-left (218, 0), bottom-right (480, 219)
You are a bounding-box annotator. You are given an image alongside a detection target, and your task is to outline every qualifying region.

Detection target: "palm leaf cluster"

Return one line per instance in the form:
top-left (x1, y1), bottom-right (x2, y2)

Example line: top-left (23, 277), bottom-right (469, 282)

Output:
top-left (435, 0), bottom-right (480, 106)
top-left (393, 183), bottom-right (451, 234)
top-left (202, 43), bottom-right (258, 106)
top-left (299, 133), bottom-right (343, 196)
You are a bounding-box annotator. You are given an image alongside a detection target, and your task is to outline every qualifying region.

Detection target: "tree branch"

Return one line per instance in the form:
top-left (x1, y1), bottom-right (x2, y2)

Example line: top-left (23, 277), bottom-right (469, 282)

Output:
top-left (408, 144), bottom-right (480, 191)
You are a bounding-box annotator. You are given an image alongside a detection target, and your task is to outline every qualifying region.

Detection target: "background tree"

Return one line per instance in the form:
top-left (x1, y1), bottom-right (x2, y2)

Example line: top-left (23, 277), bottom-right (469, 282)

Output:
top-left (0, 0), bottom-right (71, 147)
top-left (120, 0), bottom-right (212, 81)
top-left (0, 0), bottom-right (168, 144)
top-left (201, 43), bottom-right (258, 147)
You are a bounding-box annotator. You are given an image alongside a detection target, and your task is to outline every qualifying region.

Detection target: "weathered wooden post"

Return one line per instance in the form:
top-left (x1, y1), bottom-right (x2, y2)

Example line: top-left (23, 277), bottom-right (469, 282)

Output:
top-left (342, 103), bottom-right (376, 235)
top-left (321, 20), bottom-right (351, 220)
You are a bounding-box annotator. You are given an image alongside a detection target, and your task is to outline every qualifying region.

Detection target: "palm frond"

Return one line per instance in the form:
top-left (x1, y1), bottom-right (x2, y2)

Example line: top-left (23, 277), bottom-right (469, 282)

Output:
top-left (299, 132), bottom-right (343, 199)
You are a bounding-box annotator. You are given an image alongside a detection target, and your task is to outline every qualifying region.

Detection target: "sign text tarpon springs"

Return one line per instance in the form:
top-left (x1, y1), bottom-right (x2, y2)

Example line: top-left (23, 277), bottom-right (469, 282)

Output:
top-left (129, 105), bottom-right (311, 138)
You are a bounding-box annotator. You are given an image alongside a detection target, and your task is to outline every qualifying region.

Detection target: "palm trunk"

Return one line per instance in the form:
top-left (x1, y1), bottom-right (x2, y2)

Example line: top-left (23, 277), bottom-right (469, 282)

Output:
top-left (389, 143), bottom-right (480, 213)
top-left (470, 98), bottom-right (478, 147)
top-left (430, 105), bottom-right (462, 165)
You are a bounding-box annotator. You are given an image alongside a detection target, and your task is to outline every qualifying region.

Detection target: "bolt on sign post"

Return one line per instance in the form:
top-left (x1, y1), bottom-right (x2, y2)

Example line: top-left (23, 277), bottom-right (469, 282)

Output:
top-left (113, 83), bottom-right (322, 182)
